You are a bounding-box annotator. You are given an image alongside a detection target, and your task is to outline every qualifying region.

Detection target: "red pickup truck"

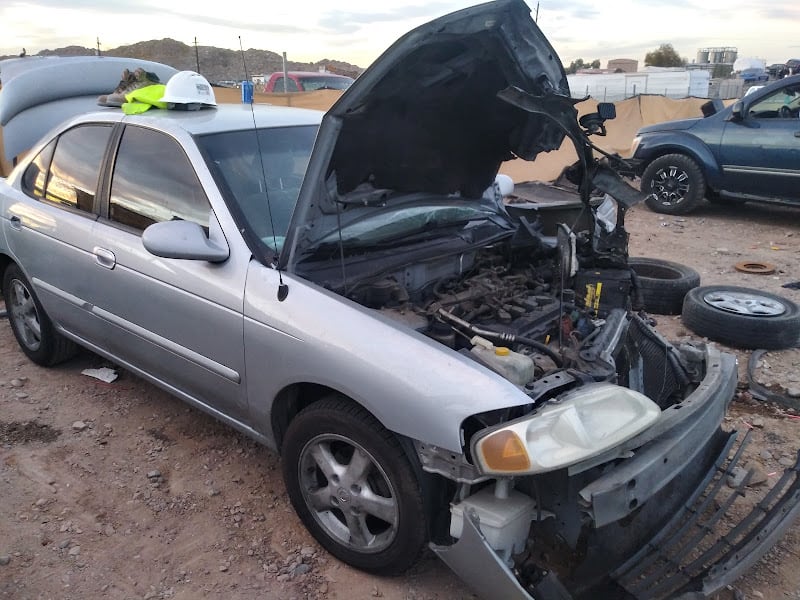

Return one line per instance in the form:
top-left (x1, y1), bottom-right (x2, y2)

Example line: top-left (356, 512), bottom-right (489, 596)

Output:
top-left (264, 71), bottom-right (354, 92)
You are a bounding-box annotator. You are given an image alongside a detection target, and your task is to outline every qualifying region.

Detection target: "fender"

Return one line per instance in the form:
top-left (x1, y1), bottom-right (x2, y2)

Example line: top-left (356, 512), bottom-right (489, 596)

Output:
top-left (634, 131), bottom-right (725, 189)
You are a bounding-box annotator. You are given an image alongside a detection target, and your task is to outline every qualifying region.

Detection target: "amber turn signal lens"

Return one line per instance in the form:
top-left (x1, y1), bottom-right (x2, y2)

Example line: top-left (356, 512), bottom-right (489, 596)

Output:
top-left (478, 430), bottom-right (531, 472)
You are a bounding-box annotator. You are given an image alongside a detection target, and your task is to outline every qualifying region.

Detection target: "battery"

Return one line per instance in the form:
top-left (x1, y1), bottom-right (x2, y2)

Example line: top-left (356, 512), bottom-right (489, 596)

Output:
top-left (574, 268), bottom-right (633, 317)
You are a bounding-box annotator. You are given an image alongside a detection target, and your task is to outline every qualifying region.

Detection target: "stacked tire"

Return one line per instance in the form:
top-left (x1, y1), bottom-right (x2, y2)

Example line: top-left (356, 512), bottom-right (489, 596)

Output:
top-left (628, 257), bottom-right (700, 315)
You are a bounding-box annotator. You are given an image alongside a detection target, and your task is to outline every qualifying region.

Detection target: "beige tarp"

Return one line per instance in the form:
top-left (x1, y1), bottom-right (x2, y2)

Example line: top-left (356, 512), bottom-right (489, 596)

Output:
top-left (500, 95), bottom-right (715, 183)
top-left (2, 90), bottom-right (718, 180)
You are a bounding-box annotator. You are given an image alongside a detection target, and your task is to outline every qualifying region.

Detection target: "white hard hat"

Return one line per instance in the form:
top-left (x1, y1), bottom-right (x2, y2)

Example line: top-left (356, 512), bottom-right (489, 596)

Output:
top-left (160, 71), bottom-right (217, 107)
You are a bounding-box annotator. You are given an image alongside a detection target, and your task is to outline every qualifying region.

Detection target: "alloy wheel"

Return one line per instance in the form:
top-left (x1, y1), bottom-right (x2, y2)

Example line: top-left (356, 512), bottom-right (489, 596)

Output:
top-left (297, 433), bottom-right (399, 553)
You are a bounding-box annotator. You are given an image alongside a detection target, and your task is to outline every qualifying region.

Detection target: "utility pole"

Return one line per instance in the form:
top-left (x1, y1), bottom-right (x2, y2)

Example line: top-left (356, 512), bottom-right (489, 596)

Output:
top-left (96, 37), bottom-right (101, 57)
top-left (194, 37), bottom-right (201, 74)
top-left (282, 51), bottom-right (289, 93)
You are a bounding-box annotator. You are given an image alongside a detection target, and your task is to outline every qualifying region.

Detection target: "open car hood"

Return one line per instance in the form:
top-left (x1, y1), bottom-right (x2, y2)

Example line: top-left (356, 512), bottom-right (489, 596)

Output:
top-left (282, 0), bottom-right (587, 269)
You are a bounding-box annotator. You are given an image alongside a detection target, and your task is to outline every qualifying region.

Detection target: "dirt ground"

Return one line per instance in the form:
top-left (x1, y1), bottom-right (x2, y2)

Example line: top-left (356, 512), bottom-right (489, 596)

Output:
top-left (1, 198), bottom-right (799, 600)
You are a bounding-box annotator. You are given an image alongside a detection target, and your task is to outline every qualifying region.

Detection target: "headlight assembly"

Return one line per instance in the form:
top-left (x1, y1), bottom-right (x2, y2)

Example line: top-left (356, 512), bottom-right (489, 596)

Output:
top-left (629, 135), bottom-right (642, 157)
top-left (472, 383), bottom-right (660, 475)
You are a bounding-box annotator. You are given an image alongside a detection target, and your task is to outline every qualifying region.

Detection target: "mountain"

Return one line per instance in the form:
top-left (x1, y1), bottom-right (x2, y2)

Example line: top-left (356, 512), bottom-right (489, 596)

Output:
top-left (1, 39), bottom-right (363, 83)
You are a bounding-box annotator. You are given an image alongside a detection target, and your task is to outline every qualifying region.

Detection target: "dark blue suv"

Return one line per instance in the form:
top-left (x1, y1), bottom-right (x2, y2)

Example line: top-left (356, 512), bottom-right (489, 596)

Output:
top-left (628, 74), bottom-right (800, 214)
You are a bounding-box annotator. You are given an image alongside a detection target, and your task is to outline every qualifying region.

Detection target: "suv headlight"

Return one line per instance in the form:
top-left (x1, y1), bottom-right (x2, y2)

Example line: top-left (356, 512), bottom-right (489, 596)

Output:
top-left (472, 383), bottom-right (660, 475)
top-left (629, 135), bottom-right (642, 157)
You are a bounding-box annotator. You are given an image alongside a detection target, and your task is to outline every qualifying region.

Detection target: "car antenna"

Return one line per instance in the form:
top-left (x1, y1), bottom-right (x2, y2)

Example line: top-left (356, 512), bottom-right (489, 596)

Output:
top-left (239, 36), bottom-right (289, 302)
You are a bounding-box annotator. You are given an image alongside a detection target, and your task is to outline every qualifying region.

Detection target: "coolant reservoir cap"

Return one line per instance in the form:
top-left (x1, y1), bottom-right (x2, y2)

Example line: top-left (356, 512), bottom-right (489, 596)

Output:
top-left (495, 347), bottom-right (510, 356)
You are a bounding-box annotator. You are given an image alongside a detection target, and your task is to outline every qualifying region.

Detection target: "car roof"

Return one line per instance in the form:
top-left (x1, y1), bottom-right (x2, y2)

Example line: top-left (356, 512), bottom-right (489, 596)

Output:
top-left (69, 103), bottom-right (324, 136)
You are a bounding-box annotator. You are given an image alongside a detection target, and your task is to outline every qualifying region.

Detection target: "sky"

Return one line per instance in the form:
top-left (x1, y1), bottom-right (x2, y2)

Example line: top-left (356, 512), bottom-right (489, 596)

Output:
top-left (1, 0), bottom-right (798, 70)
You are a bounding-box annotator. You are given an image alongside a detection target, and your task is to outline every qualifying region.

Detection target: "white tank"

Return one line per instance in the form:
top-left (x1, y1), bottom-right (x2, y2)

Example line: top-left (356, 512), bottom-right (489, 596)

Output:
top-left (470, 336), bottom-right (536, 386)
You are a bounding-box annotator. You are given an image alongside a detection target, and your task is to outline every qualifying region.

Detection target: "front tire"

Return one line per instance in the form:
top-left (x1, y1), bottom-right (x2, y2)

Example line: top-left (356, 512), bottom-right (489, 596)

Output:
top-left (281, 397), bottom-right (427, 575)
top-left (642, 154), bottom-right (706, 215)
top-left (3, 264), bottom-right (77, 366)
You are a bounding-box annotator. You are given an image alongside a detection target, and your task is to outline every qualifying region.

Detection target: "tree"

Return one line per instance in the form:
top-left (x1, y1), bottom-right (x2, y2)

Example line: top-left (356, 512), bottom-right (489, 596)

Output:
top-left (566, 58), bottom-right (601, 74)
top-left (644, 44), bottom-right (686, 68)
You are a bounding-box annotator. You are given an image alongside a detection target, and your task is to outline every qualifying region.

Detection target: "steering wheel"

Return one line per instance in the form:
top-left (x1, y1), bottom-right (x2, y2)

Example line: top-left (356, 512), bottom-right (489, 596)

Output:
top-left (779, 105), bottom-right (793, 118)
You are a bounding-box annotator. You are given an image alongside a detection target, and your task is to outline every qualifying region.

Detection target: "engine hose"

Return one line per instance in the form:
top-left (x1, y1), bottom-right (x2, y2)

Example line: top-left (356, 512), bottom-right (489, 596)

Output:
top-left (437, 309), bottom-right (563, 366)
top-left (515, 337), bottom-right (563, 366)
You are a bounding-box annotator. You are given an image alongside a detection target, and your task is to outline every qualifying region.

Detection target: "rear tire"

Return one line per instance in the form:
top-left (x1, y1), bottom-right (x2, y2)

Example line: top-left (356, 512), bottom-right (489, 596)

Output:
top-left (629, 257), bottom-right (700, 315)
top-left (3, 264), bottom-right (77, 366)
top-left (642, 154), bottom-right (706, 215)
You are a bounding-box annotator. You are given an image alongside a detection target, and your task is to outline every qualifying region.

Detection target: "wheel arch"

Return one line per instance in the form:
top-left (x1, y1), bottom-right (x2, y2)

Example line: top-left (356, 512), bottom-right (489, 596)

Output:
top-left (636, 135), bottom-right (723, 190)
top-left (0, 254), bottom-right (15, 295)
top-left (269, 382), bottom-right (453, 539)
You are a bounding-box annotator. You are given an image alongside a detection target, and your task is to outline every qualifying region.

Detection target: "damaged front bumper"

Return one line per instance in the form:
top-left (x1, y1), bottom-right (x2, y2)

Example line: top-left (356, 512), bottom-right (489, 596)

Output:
top-left (432, 345), bottom-right (800, 599)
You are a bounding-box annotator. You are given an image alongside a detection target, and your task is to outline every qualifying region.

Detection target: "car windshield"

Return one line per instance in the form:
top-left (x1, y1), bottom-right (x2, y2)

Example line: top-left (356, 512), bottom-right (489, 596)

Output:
top-left (315, 204), bottom-right (498, 250)
top-left (300, 76), bottom-right (353, 91)
top-left (198, 125), bottom-right (318, 251)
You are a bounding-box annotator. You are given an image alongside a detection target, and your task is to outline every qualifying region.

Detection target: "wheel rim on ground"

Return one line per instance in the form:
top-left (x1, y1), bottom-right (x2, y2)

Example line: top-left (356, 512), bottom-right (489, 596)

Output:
top-left (702, 290), bottom-right (787, 316)
top-left (298, 433), bottom-right (399, 554)
top-left (8, 278), bottom-right (42, 350)
top-left (650, 165), bottom-right (690, 207)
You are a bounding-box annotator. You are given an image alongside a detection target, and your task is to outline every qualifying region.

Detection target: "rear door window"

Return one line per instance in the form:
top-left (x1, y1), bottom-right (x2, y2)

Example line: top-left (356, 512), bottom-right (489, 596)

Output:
top-left (22, 125), bottom-right (112, 213)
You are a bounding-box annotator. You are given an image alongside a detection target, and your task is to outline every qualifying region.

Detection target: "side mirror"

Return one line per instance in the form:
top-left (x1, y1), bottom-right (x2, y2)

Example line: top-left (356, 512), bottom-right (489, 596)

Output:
top-left (730, 101), bottom-right (744, 122)
top-left (579, 102), bottom-right (617, 136)
top-left (596, 102), bottom-right (616, 120)
top-left (142, 220), bottom-right (229, 262)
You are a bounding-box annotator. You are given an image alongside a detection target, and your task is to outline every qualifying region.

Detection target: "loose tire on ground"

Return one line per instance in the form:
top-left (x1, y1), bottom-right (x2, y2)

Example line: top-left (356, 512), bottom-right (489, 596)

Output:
top-left (3, 264), bottom-right (78, 366)
top-left (629, 257), bottom-right (701, 315)
top-left (281, 397), bottom-right (427, 575)
top-left (681, 285), bottom-right (800, 350)
top-left (642, 153), bottom-right (706, 215)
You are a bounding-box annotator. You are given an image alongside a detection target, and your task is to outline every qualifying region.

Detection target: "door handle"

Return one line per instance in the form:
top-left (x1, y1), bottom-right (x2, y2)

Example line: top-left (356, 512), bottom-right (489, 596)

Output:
top-left (93, 246), bottom-right (116, 270)
top-left (9, 215), bottom-right (21, 230)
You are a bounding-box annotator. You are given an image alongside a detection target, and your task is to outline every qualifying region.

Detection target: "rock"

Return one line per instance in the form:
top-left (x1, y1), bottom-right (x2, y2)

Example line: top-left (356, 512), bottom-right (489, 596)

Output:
top-left (35, 498), bottom-right (47, 507)
top-left (787, 387), bottom-right (800, 399)
top-left (779, 457), bottom-right (795, 467)
top-left (293, 563), bottom-right (311, 576)
top-left (72, 421), bottom-right (88, 431)
top-left (68, 546), bottom-right (81, 556)
top-left (219, 565), bottom-right (228, 572)
top-left (58, 539), bottom-right (71, 549)
top-left (750, 417), bottom-right (765, 428)
top-left (0, 555), bottom-right (10, 566)
top-left (10, 378), bottom-right (25, 388)
top-left (760, 450), bottom-right (774, 461)
top-left (300, 546), bottom-right (315, 557)
top-left (147, 470), bottom-right (161, 480)
top-left (747, 466), bottom-right (769, 486)
top-left (726, 466), bottom-right (748, 489)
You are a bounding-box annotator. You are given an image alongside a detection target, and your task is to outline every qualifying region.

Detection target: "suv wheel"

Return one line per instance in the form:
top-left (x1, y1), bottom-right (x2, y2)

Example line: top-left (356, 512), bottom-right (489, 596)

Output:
top-left (642, 154), bottom-right (706, 215)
